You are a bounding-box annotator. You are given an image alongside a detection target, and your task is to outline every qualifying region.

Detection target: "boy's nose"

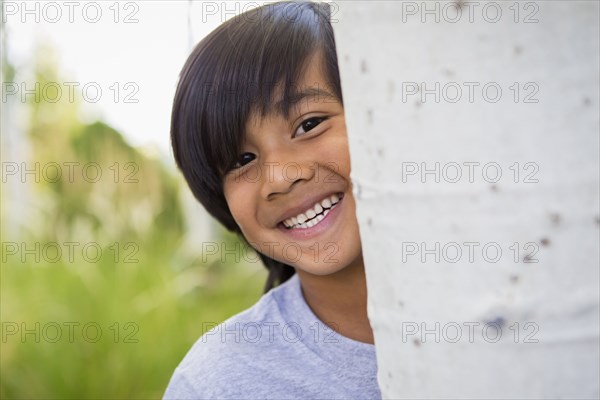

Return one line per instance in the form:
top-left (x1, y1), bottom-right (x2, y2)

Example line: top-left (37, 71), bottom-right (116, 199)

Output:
top-left (260, 154), bottom-right (314, 201)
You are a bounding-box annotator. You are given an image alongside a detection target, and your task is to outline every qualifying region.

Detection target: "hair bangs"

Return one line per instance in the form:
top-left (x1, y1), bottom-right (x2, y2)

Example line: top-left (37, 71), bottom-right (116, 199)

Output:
top-left (205, 3), bottom-right (330, 176)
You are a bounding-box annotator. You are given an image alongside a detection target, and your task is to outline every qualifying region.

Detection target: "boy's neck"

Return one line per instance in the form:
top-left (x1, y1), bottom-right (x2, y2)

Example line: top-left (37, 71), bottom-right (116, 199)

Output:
top-left (295, 255), bottom-right (375, 345)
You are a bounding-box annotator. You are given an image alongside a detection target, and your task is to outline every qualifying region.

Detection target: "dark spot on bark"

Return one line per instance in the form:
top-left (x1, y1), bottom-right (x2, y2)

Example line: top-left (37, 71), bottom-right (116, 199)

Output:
top-left (540, 238), bottom-right (550, 246)
top-left (549, 212), bottom-right (561, 226)
top-left (388, 80), bottom-right (395, 93)
top-left (413, 338), bottom-right (421, 347)
top-left (361, 59), bottom-right (368, 74)
top-left (485, 316), bottom-right (506, 328)
top-left (510, 275), bottom-right (519, 283)
top-left (583, 97), bottom-right (591, 106)
top-left (442, 68), bottom-right (455, 78)
top-left (387, 80), bottom-right (395, 102)
top-left (514, 45), bottom-right (523, 56)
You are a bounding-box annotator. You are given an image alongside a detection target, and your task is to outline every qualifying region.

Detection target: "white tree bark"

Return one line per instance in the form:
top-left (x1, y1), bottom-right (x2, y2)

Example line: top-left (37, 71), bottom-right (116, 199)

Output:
top-left (333, 1), bottom-right (599, 398)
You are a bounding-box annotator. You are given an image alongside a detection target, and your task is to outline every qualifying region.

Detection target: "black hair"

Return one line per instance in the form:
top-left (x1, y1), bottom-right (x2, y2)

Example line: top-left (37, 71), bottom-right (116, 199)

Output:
top-left (171, 1), bottom-right (343, 293)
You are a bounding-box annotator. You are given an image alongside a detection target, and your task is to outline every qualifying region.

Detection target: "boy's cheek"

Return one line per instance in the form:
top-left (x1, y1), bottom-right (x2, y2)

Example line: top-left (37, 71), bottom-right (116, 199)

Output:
top-left (223, 180), bottom-right (249, 208)
top-left (317, 136), bottom-right (352, 179)
top-left (222, 190), bottom-right (252, 233)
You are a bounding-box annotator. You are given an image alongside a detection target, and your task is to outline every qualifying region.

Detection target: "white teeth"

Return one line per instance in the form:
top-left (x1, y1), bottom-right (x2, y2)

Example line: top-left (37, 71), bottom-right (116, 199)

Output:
top-left (314, 203), bottom-right (323, 214)
top-left (281, 193), bottom-right (343, 229)
top-left (297, 213), bottom-right (307, 224)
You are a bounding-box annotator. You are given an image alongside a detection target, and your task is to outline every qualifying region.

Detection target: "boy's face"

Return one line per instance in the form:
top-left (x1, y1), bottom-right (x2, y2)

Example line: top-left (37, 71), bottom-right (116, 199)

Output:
top-left (223, 55), bottom-right (362, 276)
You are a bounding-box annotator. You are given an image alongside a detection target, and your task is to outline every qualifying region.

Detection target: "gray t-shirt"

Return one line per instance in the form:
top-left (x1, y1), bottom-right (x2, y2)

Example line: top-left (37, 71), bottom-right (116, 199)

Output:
top-left (163, 273), bottom-right (381, 399)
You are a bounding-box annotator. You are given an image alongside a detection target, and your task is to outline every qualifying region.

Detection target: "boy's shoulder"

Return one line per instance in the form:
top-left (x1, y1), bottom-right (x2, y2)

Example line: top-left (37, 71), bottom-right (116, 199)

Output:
top-left (163, 275), bottom-right (300, 399)
top-left (181, 282), bottom-right (286, 358)
top-left (163, 273), bottom-right (382, 399)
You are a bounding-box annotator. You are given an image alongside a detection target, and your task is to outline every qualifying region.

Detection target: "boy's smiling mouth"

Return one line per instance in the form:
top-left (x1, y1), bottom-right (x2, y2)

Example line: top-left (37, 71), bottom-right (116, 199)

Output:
top-left (276, 191), bottom-right (345, 230)
top-left (281, 193), bottom-right (343, 230)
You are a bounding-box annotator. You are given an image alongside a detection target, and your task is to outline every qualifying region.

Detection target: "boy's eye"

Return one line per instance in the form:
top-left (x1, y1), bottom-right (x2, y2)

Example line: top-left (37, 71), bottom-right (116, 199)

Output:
top-left (231, 152), bottom-right (256, 170)
top-left (293, 116), bottom-right (328, 138)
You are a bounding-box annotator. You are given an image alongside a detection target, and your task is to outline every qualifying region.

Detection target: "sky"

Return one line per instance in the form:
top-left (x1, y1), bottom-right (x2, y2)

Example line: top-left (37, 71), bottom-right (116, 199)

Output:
top-left (3, 1), bottom-right (262, 162)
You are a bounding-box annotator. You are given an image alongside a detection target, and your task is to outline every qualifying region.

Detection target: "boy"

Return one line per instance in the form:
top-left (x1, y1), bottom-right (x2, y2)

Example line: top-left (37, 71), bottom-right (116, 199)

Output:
top-left (164, 1), bottom-right (380, 398)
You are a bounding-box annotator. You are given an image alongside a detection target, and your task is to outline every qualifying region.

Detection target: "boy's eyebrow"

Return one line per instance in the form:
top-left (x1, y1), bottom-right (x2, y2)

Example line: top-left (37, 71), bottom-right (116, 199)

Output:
top-left (275, 87), bottom-right (338, 113)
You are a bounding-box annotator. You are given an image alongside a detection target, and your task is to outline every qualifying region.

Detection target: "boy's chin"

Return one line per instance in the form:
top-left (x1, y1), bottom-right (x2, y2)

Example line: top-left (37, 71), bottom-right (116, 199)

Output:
top-left (291, 250), bottom-right (364, 277)
top-left (295, 263), bottom-right (347, 277)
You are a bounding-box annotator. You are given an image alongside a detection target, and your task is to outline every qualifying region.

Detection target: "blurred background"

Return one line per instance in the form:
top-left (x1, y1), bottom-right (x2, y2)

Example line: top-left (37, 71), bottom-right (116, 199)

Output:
top-left (1, 1), bottom-right (268, 398)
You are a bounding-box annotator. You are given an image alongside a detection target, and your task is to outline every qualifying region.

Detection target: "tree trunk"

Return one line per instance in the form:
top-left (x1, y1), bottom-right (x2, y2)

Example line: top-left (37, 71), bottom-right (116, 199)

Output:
top-left (333, 1), bottom-right (599, 398)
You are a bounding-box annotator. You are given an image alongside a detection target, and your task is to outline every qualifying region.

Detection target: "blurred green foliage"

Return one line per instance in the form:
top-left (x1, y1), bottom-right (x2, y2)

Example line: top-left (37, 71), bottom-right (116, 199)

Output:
top-left (1, 43), bottom-right (266, 398)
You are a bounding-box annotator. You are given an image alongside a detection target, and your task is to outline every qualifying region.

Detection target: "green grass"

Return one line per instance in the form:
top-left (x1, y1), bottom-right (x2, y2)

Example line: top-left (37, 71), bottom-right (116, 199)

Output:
top-left (1, 237), bottom-right (267, 399)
